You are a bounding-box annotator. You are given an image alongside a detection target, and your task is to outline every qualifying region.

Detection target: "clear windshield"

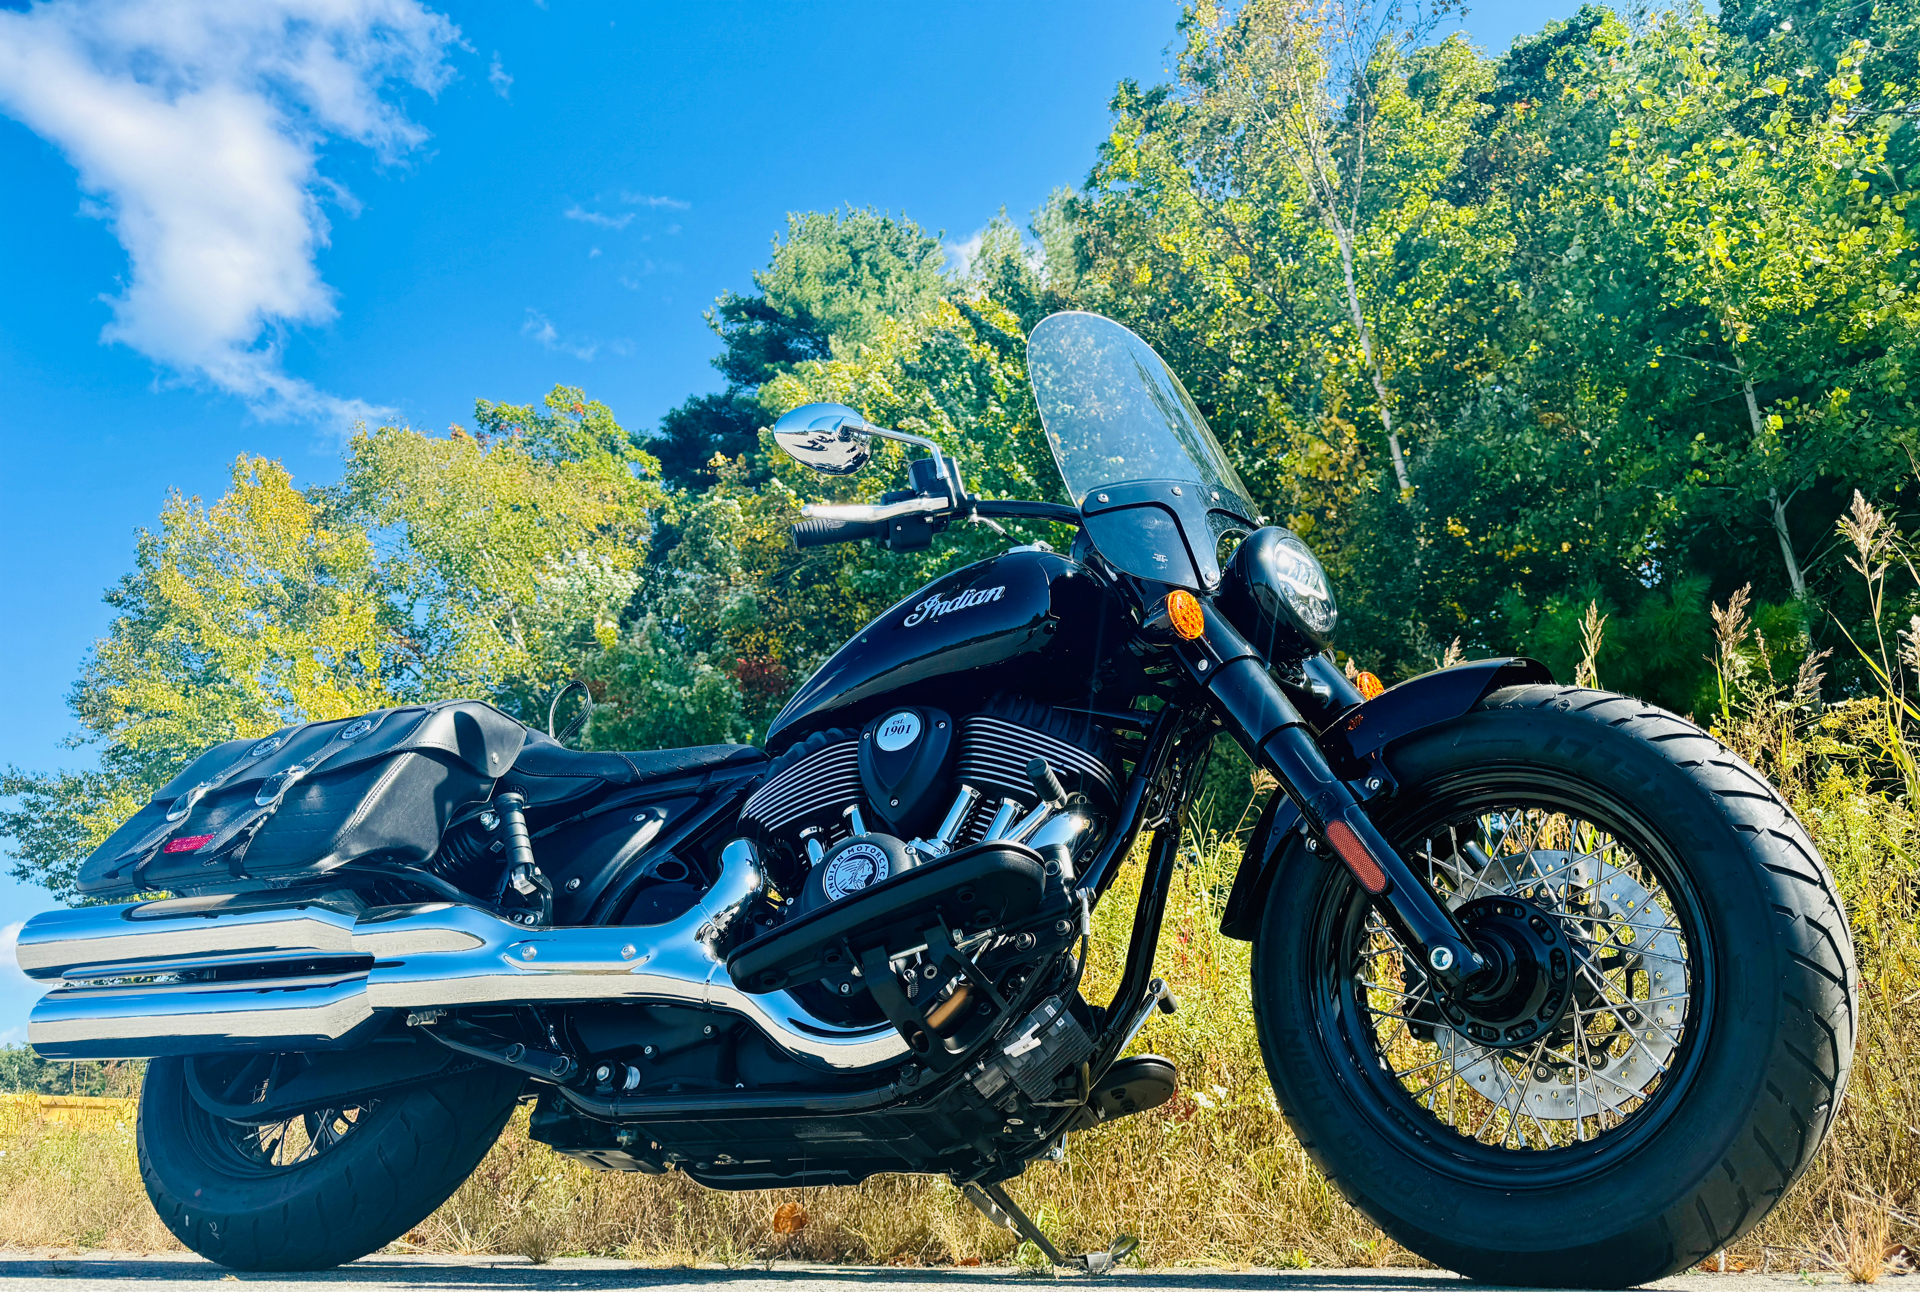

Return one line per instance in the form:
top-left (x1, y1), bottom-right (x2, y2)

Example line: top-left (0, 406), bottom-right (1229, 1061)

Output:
top-left (1028, 312), bottom-right (1252, 507)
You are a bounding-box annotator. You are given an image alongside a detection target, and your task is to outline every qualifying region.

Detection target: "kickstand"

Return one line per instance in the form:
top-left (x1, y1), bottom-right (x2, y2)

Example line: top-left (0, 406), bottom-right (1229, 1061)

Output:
top-left (959, 1179), bottom-right (1139, 1274)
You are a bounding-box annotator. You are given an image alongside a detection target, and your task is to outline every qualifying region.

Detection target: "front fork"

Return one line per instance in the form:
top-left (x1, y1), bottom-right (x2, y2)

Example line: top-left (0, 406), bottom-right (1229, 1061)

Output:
top-left (1175, 616), bottom-right (1488, 993)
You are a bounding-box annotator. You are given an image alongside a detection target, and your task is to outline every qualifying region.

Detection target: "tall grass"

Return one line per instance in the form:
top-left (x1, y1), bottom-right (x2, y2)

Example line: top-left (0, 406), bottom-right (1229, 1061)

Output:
top-left (6, 497), bottom-right (1920, 1270)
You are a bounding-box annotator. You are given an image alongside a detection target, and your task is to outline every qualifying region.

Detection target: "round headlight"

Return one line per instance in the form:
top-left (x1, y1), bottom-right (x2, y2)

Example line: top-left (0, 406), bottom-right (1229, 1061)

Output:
top-left (1267, 532), bottom-right (1336, 635)
top-left (1219, 527), bottom-right (1339, 657)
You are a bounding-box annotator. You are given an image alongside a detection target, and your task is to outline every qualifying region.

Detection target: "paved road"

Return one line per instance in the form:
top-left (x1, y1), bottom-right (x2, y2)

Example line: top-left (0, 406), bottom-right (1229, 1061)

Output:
top-left (0, 1254), bottom-right (1867, 1292)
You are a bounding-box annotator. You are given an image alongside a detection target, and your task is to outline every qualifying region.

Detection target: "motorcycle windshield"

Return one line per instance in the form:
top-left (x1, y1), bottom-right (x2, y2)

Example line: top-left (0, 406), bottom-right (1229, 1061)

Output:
top-left (1028, 311), bottom-right (1255, 589)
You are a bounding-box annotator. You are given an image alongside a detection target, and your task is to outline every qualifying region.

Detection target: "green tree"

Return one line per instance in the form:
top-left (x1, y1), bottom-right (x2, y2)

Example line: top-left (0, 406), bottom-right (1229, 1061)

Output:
top-left (649, 208), bottom-right (950, 489)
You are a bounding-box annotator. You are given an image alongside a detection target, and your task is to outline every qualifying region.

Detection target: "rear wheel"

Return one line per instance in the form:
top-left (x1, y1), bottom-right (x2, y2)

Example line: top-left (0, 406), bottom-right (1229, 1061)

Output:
top-left (1252, 686), bottom-right (1855, 1287)
top-left (138, 1052), bottom-right (523, 1270)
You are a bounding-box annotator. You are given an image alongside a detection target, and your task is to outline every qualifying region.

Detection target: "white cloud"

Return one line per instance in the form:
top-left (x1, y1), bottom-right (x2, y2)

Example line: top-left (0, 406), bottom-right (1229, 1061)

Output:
top-left (487, 50), bottom-right (510, 98)
top-left (944, 221), bottom-right (1044, 282)
top-left (945, 228), bottom-right (987, 278)
top-left (521, 308), bottom-right (599, 362)
top-left (0, 0), bottom-right (460, 429)
top-left (0, 922), bottom-right (26, 980)
top-left (620, 190), bottom-right (688, 210)
top-left (563, 204), bottom-right (632, 231)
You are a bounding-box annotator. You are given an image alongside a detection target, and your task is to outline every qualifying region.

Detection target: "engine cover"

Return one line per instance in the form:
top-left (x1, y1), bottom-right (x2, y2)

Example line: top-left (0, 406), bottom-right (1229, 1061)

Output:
top-left (857, 706), bottom-right (954, 838)
top-left (796, 832), bottom-right (915, 916)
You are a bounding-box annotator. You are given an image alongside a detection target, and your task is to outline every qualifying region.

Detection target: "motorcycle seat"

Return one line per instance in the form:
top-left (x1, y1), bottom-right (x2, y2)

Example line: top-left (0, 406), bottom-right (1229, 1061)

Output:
top-left (505, 732), bottom-right (766, 809)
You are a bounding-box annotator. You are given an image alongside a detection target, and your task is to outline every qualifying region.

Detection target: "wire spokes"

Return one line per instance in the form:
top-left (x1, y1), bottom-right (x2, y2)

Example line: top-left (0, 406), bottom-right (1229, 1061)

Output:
top-left (1353, 803), bottom-right (1696, 1152)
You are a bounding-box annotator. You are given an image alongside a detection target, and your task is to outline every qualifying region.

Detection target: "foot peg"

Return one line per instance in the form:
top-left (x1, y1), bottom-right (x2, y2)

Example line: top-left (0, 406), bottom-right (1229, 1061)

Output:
top-left (960, 1179), bottom-right (1137, 1274)
top-left (1067, 1053), bottom-right (1180, 1133)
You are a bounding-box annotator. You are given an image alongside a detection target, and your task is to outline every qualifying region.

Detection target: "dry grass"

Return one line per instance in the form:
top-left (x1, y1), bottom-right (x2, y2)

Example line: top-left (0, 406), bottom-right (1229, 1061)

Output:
top-left (0, 1099), bottom-right (173, 1252)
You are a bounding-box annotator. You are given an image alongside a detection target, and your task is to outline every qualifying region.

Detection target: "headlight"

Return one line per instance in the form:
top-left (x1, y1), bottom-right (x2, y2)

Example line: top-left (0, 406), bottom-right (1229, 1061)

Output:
top-left (1268, 533), bottom-right (1337, 635)
top-left (1218, 527), bottom-right (1339, 658)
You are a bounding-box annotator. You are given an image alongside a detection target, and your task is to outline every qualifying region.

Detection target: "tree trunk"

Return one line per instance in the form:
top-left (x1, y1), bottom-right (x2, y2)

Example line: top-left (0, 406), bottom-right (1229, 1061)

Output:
top-left (1330, 216), bottom-right (1412, 494)
top-left (1736, 356), bottom-right (1807, 602)
top-left (1768, 486), bottom-right (1808, 603)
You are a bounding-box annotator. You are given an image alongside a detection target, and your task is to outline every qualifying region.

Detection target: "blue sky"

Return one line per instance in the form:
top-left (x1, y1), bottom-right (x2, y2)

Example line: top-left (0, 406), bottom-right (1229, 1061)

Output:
top-left (0, 0), bottom-right (1583, 1043)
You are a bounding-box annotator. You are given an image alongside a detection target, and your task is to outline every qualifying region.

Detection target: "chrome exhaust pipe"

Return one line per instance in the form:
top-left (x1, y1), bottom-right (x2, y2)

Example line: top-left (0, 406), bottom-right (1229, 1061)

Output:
top-left (22, 840), bottom-right (907, 1070)
top-left (361, 840), bottom-right (908, 1070)
top-left (21, 895), bottom-right (379, 1060)
top-left (28, 975), bottom-right (382, 1059)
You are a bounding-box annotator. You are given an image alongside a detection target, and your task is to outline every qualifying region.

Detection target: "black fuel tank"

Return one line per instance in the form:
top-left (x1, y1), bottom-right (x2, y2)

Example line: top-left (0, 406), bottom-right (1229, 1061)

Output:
top-left (766, 549), bottom-right (1123, 749)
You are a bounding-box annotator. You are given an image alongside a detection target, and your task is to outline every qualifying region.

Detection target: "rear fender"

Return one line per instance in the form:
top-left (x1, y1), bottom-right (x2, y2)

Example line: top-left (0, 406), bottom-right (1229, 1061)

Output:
top-left (1219, 657), bottom-right (1551, 940)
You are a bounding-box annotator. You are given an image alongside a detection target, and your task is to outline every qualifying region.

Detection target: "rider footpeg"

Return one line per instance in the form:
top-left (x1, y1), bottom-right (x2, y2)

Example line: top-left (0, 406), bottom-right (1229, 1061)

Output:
top-left (1091, 1054), bottom-right (1178, 1120)
top-left (960, 1179), bottom-right (1136, 1274)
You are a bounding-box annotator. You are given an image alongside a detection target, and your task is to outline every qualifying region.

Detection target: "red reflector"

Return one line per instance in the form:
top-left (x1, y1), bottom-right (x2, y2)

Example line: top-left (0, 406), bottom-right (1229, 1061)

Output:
top-left (162, 834), bottom-right (215, 854)
top-left (1323, 820), bottom-right (1389, 894)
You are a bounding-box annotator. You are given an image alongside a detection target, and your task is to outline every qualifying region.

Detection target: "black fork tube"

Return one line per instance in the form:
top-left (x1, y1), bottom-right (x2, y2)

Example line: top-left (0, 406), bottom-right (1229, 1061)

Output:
top-left (1176, 616), bottom-right (1486, 989)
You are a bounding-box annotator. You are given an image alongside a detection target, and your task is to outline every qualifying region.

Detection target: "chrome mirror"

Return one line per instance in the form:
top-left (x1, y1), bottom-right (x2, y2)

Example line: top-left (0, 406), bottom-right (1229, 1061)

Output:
top-left (771, 403), bottom-right (873, 476)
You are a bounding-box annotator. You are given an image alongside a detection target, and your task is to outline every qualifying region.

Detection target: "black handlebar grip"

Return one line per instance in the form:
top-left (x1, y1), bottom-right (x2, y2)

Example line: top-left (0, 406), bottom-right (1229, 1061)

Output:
top-left (792, 516), bottom-right (889, 548)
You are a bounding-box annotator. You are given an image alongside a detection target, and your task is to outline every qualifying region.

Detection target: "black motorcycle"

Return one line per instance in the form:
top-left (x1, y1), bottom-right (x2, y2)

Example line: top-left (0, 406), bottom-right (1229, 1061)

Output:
top-left (19, 312), bottom-right (1854, 1285)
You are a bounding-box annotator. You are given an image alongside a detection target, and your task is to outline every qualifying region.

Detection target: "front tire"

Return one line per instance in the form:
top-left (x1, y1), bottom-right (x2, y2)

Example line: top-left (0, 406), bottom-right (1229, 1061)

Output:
top-left (1252, 685), bottom-right (1855, 1287)
top-left (138, 1053), bottom-right (524, 1270)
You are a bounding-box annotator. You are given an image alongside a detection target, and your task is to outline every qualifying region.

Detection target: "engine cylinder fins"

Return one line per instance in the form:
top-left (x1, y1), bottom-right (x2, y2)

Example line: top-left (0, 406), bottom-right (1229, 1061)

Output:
top-left (953, 715), bottom-right (1118, 843)
top-left (739, 734), bottom-right (862, 845)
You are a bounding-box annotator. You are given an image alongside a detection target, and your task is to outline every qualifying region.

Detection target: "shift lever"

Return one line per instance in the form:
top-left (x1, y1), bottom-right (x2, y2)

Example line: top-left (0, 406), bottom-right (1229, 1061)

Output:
top-left (1027, 758), bottom-right (1068, 809)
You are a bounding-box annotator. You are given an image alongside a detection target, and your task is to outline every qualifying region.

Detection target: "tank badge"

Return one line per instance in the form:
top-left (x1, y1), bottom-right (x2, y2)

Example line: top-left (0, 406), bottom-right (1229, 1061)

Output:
top-left (823, 841), bottom-right (890, 901)
top-left (876, 711), bottom-right (922, 751)
top-left (902, 585), bottom-right (1006, 627)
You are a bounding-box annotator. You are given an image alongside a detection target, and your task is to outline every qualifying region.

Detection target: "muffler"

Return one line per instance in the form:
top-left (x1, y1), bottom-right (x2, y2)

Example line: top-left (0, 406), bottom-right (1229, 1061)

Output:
top-left (20, 894), bottom-right (379, 1059)
top-left (21, 841), bottom-right (908, 1070)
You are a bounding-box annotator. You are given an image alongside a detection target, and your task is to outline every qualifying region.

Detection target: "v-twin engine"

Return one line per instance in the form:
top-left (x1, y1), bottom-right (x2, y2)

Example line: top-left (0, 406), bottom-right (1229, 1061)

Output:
top-left (20, 696), bottom-right (1122, 1081)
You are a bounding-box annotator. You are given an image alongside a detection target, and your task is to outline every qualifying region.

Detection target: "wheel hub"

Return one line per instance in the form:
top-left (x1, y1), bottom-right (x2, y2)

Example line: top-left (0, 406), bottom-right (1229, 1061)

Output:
top-left (1432, 897), bottom-right (1572, 1049)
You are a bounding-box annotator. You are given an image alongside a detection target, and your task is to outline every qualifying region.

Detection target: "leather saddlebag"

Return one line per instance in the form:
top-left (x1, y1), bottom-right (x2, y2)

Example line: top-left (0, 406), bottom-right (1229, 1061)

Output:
top-left (76, 700), bottom-right (528, 898)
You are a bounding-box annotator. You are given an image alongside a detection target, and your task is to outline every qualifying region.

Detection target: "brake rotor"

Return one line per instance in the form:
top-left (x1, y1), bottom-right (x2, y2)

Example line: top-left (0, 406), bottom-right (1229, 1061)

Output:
top-left (1408, 849), bottom-right (1686, 1121)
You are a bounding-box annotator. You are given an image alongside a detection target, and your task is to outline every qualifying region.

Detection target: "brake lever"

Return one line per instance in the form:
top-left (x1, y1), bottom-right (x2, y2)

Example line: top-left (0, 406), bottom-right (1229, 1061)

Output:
top-left (801, 496), bottom-right (951, 524)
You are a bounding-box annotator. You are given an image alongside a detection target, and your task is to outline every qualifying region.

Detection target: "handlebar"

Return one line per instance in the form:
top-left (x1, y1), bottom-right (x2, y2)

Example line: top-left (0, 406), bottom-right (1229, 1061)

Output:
top-left (974, 499), bottom-right (1081, 524)
top-left (801, 496), bottom-right (952, 524)
top-left (793, 516), bottom-right (891, 548)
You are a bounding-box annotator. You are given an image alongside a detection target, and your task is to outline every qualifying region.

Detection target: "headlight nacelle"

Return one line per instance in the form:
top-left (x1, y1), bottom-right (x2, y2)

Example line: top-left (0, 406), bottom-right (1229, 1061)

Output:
top-left (1219, 526), bottom-right (1338, 659)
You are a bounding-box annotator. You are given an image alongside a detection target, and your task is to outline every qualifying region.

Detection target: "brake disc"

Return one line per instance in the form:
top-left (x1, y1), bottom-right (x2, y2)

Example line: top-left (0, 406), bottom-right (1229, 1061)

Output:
top-left (1430, 850), bottom-right (1686, 1122)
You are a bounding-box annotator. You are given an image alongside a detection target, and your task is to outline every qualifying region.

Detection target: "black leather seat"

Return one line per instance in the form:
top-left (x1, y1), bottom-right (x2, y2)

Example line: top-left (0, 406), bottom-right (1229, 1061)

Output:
top-left (506, 732), bottom-right (766, 810)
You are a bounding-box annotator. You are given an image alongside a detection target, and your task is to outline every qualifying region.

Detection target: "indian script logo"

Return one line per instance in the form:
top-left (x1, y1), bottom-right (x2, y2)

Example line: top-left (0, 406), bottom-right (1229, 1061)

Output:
top-left (902, 585), bottom-right (1006, 627)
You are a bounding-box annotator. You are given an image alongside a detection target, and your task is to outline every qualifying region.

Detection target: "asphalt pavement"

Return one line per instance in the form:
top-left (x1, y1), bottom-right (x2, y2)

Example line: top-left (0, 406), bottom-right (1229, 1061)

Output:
top-left (0, 1254), bottom-right (1876, 1292)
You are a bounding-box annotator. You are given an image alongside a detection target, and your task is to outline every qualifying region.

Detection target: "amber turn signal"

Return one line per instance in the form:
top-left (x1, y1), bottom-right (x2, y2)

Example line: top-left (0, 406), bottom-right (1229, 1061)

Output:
top-left (1166, 589), bottom-right (1205, 640)
top-left (1354, 670), bottom-right (1385, 700)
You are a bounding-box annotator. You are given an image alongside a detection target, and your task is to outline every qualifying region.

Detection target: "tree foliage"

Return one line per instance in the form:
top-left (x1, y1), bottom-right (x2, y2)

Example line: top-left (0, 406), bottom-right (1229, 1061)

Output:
top-left (9, 0), bottom-right (1920, 898)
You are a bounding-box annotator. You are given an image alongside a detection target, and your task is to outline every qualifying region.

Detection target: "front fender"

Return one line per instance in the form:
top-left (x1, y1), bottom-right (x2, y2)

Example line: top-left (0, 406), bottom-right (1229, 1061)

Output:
top-left (1218, 656), bottom-right (1552, 941)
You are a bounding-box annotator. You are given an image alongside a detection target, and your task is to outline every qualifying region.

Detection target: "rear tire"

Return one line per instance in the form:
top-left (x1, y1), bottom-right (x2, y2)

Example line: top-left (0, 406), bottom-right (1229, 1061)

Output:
top-left (1252, 685), bottom-right (1856, 1287)
top-left (138, 1053), bottom-right (523, 1270)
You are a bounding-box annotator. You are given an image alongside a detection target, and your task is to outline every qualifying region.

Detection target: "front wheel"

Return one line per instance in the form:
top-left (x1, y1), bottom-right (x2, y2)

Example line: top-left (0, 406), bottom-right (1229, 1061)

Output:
top-left (138, 1052), bottom-right (524, 1270)
top-left (1253, 685), bottom-right (1856, 1287)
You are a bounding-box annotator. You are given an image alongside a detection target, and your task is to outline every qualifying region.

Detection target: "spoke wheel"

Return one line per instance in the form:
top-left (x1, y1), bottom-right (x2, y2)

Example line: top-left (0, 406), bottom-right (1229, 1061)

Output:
top-left (1328, 786), bottom-right (1709, 1174)
top-left (1250, 686), bottom-right (1854, 1287)
top-left (139, 1053), bottom-right (524, 1271)
top-left (183, 1053), bottom-right (377, 1175)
